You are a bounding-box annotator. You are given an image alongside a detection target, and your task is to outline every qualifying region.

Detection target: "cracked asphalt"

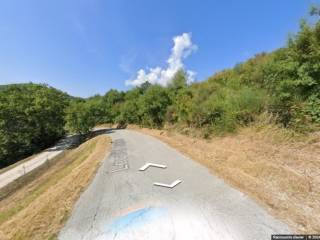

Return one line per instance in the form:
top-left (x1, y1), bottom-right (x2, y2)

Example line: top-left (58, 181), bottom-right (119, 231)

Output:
top-left (59, 129), bottom-right (291, 240)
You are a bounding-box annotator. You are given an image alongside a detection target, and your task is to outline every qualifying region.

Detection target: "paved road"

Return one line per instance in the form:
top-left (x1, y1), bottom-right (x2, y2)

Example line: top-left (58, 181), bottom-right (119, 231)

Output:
top-left (59, 129), bottom-right (291, 240)
top-left (0, 135), bottom-right (77, 189)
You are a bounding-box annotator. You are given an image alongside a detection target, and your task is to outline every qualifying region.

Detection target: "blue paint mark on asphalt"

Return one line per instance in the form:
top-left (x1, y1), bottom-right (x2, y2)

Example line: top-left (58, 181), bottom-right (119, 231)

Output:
top-left (108, 207), bottom-right (167, 232)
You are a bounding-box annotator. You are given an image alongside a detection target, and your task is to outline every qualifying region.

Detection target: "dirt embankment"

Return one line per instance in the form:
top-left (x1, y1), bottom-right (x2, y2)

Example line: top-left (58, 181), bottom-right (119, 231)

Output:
top-left (0, 135), bottom-right (111, 240)
top-left (130, 125), bottom-right (320, 234)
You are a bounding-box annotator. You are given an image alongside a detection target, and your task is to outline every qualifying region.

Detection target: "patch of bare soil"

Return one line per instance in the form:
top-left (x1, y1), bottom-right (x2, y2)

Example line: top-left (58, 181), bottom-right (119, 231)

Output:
top-left (130, 125), bottom-right (320, 234)
top-left (0, 135), bottom-right (111, 240)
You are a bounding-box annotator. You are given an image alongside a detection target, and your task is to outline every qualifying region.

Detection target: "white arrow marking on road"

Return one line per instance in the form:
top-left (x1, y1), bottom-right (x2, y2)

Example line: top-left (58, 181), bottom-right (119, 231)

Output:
top-left (153, 179), bottom-right (182, 188)
top-left (139, 163), bottom-right (167, 171)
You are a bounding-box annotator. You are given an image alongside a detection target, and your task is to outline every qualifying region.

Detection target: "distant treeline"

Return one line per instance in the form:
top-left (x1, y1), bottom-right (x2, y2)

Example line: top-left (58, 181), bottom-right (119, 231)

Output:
top-left (1, 9), bottom-right (320, 167)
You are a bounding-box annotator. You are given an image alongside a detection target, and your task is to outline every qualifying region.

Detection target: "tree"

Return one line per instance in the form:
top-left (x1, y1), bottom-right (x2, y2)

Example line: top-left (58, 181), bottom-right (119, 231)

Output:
top-left (116, 88), bottom-right (141, 125)
top-left (65, 100), bottom-right (97, 135)
top-left (101, 89), bottom-right (125, 123)
top-left (310, 5), bottom-right (320, 16)
top-left (85, 95), bottom-right (106, 124)
top-left (138, 81), bottom-right (152, 93)
top-left (168, 69), bottom-right (188, 91)
top-left (138, 85), bottom-right (171, 127)
top-left (0, 83), bottom-right (69, 167)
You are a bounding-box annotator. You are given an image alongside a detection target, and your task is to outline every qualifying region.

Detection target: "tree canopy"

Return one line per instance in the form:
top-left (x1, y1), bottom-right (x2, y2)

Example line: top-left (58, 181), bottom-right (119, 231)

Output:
top-left (0, 84), bottom-right (69, 167)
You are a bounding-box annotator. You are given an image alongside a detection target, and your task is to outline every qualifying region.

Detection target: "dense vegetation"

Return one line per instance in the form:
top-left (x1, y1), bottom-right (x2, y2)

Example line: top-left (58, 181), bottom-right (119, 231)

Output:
top-left (0, 84), bottom-right (69, 167)
top-left (1, 9), bottom-right (320, 167)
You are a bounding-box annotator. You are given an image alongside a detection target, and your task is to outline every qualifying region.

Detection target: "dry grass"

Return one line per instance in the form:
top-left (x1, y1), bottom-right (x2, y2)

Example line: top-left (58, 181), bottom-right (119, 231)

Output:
top-left (0, 135), bottom-right (111, 240)
top-left (129, 124), bottom-right (320, 233)
top-left (95, 123), bottom-right (115, 129)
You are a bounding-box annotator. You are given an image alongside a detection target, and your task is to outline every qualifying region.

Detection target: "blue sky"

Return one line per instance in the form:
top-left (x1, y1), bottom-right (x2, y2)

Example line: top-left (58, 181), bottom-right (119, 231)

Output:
top-left (0, 0), bottom-right (315, 97)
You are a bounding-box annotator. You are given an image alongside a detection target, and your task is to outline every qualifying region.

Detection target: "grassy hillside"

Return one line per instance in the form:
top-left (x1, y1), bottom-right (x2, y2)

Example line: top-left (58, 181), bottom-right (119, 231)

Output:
top-left (0, 135), bottom-right (111, 240)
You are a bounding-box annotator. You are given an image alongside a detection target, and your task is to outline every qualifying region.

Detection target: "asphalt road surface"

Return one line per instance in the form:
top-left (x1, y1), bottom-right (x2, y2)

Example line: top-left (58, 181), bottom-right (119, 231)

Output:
top-left (59, 129), bottom-right (291, 240)
top-left (0, 135), bottom-right (77, 189)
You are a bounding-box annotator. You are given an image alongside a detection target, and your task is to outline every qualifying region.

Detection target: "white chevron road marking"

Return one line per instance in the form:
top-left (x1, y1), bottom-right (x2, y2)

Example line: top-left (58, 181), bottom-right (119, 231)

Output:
top-left (153, 179), bottom-right (182, 188)
top-left (139, 163), bottom-right (167, 171)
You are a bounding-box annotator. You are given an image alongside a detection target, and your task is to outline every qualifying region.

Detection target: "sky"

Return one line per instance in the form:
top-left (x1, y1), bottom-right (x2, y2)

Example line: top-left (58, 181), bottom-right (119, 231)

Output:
top-left (0, 0), bottom-right (316, 97)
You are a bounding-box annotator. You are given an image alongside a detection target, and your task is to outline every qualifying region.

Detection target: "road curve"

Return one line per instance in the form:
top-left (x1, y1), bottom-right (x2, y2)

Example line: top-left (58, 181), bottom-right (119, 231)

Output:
top-left (59, 129), bottom-right (291, 240)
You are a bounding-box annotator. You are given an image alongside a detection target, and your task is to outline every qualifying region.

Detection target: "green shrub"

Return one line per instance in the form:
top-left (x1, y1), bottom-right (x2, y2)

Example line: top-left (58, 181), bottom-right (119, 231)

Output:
top-left (304, 94), bottom-right (320, 123)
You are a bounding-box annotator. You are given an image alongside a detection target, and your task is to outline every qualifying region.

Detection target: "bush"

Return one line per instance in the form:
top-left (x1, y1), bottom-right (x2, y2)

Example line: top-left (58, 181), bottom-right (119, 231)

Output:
top-left (304, 94), bottom-right (320, 123)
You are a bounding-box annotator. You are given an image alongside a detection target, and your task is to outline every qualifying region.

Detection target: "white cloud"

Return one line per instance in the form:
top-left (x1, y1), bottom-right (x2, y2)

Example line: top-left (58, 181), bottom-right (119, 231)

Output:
top-left (125, 33), bottom-right (197, 86)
